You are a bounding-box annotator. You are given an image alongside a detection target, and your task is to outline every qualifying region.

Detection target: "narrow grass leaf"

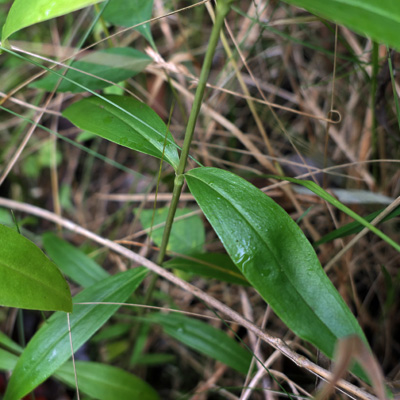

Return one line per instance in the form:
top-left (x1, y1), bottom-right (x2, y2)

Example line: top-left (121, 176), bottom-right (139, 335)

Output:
top-left (0, 331), bottom-right (23, 354)
top-left (2, 0), bottom-right (103, 45)
top-left (147, 312), bottom-right (252, 375)
top-left (4, 268), bottom-right (147, 400)
top-left (138, 208), bottom-right (205, 255)
top-left (42, 232), bottom-right (109, 288)
top-left (103, 0), bottom-right (155, 47)
top-left (0, 349), bottom-right (18, 371)
top-left (164, 253), bottom-right (249, 286)
top-left (185, 167), bottom-right (367, 359)
top-left (271, 176), bottom-right (400, 253)
top-left (55, 361), bottom-right (159, 400)
top-left (0, 224), bottom-right (72, 312)
top-left (314, 205), bottom-right (400, 247)
top-left (281, 0), bottom-right (400, 50)
top-left (30, 48), bottom-right (151, 93)
top-left (63, 95), bottom-right (180, 170)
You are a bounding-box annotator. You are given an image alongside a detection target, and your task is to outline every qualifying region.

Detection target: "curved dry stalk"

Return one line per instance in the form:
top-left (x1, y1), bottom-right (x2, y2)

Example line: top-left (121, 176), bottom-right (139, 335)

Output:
top-left (0, 196), bottom-right (378, 400)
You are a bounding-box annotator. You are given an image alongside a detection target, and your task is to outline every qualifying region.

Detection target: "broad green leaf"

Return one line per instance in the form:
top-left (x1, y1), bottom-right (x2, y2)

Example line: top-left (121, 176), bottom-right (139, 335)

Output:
top-left (2, 0), bottom-right (104, 44)
top-left (164, 253), bottom-right (249, 286)
top-left (0, 224), bottom-right (72, 312)
top-left (185, 167), bottom-right (367, 359)
top-left (314, 205), bottom-right (400, 247)
top-left (4, 268), bottom-right (147, 400)
top-left (42, 232), bottom-right (109, 288)
top-left (55, 361), bottom-right (159, 400)
top-left (147, 313), bottom-right (252, 375)
top-left (0, 348), bottom-right (18, 371)
top-left (103, 0), bottom-right (154, 47)
top-left (138, 208), bottom-right (205, 255)
top-left (30, 48), bottom-right (151, 93)
top-left (62, 95), bottom-right (180, 170)
top-left (282, 0), bottom-right (400, 50)
top-left (270, 176), bottom-right (400, 253)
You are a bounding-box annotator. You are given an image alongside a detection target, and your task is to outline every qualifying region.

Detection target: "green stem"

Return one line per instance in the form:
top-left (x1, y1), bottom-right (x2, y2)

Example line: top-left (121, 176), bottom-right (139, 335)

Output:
top-left (156, 0), bottom-right (232, 265)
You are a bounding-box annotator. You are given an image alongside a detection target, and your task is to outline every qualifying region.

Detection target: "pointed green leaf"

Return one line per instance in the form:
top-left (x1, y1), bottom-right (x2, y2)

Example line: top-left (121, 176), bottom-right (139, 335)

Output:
top-left (2, 0), bottom-right (104, 44)
top-left (147, 312), bottom-right (252, 375)
top-left (4, 268), bottom-right (147, 400)
top-left (55, 361), bottom-right (159, 400)
top-left (138, 208), bottom-right (205, 255)
top-left (314, 205), bottom-right (400, 247)
top-left (42, 233), bottom-right (109, 288)
top-left (62, 95), bottom-right (179, 170)
top-left (103, 0), bottom-right (155, 47)
top-left (271, 176), bottom-right (400, 253)
top-left (164, 253), bottom-right (249, 286)
top-left (281, 0), bottom-right (400, 50)
top-left (185, 167), bottom-right (366, 359)
top-left (30, 48), bottom-right (151, 93)
top-left (0, 224), bottom-right (72, 312)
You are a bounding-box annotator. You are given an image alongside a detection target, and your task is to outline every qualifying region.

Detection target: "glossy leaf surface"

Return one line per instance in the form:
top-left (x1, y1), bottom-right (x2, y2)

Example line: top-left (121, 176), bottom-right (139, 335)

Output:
top-left (103, 0), bottom-right (154, 46)
top-left (138, 208), bottom-right (205, 255)
top-left (63, 95), bottom-right (179, 170)
top-left (42, 232), bottom-right (109, 288)
top-left (30, 48), bottom-right (151, 93)
top-left (4, 268), bottom-right (147, 400)
top-left (282, 0), bottom-right (400, 50)
top-left (2, 0), bottom-right (103, 44)
top-left (164, 253), bottom-right (249, 286)
top-left (185, 167), bottom-right (366, 359)
top-left (147, 313), bottom-right (252, 375)
top-left (55, 361), bottom-right (159, 400)
top-left (0, 224), bottom-right (72, 312)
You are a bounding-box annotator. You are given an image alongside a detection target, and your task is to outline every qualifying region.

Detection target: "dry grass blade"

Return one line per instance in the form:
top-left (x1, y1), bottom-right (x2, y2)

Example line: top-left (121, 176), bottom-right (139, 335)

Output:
top-left (315, 336), bottom-right (387, 400)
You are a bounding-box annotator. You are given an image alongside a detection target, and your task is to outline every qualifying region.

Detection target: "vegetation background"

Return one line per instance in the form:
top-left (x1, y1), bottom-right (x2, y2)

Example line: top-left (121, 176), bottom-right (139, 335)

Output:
top-left (0, 0), bottom-right (399, 399)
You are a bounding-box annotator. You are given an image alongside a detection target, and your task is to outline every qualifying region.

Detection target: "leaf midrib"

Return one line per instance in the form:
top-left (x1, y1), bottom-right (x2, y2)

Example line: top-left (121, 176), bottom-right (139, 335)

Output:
top-left (0, 259), bottom-right (70, 306)
top-left (188, 172), bottom-right (339, 341)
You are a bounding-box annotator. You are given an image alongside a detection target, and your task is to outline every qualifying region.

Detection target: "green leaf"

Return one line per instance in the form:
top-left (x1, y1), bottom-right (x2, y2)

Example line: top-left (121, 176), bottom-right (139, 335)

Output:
top-left (103, 0), bottom-right (155, 47)
top-left (138, 208), bottom-right (205, 255)
top-left (30, 48), bottom-right (151, 93)
top-left (0, 224), bottom-right (72, 312)
top-left (185, 167), bottom-right (366, 359)
top-left (270, 176), bottom-right (400, 253)
top-left (62, 95), bottom-right (180, 170)
top-left (55, 361), bottom-right (159, 400)
top-left (164, 253), bottom-right (249, 286)
top-left (2, 0), bottom-right (104, 44)
top-left (281, 0), bottom-right (400, 50)
top-left (132, 353), bottom-right (176, 366)
top-left (314, 205), bottom-right (400, 247)
top-left (42, 232), bottom-right (109, 288)
top-left (147, 312), bottom-right (252, 375)
top-left (4, 268), bottom-right (147, 400)
top-left (0, 348), bottom-right (18, 371)
top-left (0, 331), bottom-right (23, 354)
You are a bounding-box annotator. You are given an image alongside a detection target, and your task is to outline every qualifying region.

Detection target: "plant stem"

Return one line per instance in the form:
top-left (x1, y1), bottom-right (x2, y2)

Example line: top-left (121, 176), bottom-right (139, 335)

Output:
top-left (156, 0), bottom-right (232, 265)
